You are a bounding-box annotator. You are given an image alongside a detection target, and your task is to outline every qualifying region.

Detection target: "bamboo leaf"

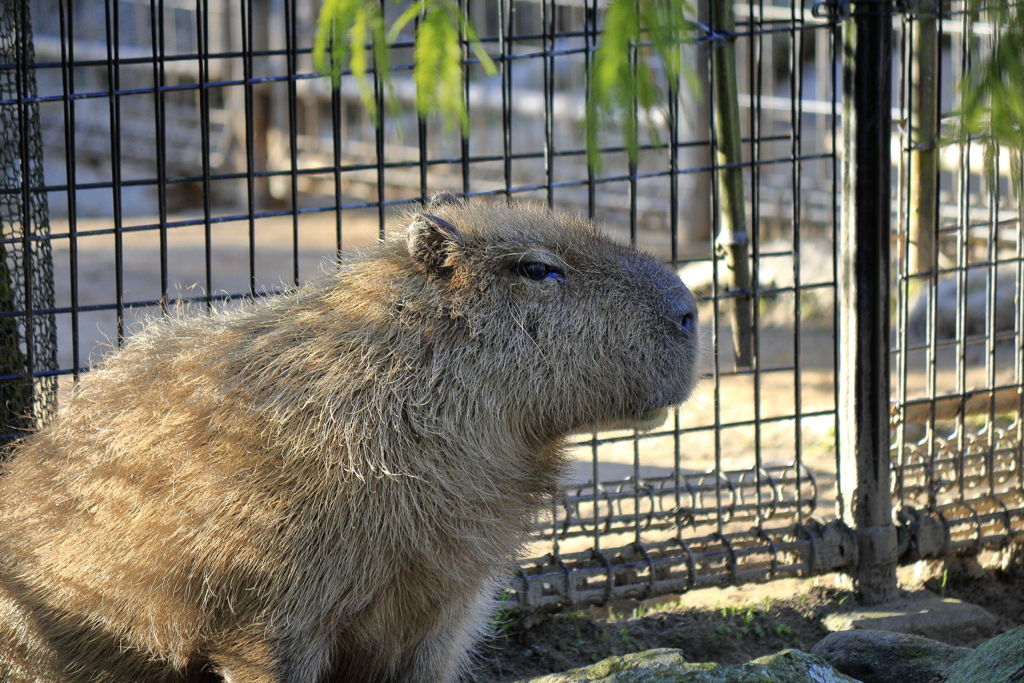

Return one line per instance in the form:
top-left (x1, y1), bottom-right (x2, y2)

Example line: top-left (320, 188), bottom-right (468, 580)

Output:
top-left (586, 0), bottom-right (696, 171)
top-left (387, 1), bottom-right (427, 42)
top-left (957, 5), bottom-right (1024, 206)
top-left (313, 0), bottom-right (359, 87)
top-left (462, 11), bottom-right (497, 77)
top-left (415, 2), bottom-right (464, 132)
top-left (313, 0), bottom-right (388, 121)
top-left (313, 1), bottom-right (693, 159)
top-left (958, 5), bottom-right (1024, 150)
top-left (314, 0), bottom-right (495, 132)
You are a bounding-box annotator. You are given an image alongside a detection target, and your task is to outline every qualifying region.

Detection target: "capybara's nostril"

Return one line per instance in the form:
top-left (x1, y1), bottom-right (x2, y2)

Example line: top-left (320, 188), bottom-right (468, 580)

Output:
top-left (670, 299), bottom-right (697, 338)
top-left (679, 311), bottom-right (696, 335)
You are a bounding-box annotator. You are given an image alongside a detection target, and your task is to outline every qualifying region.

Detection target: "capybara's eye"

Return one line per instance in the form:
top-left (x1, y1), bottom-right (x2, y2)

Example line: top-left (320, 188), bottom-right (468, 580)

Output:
top-left (515, 261), bottom-right (565, 284)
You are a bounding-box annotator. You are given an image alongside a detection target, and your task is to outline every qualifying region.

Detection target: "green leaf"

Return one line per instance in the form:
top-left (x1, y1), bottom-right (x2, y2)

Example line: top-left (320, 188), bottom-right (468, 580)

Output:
top-left (313, 0), bottom-right (389, 121)
top-left (586, 0), bottom-right (696, 171)
top-left (312, 0), bottom-right (690, 155)
top-left (388, 1), bottom-right (427, 42)
top-left (313, 0), bottom-right (495, 133)
top-left (958, 7), bottom-right (1024, 150)
top-left (956, 5), bottom-right (1024, 200)
top-left (416, 3), bottom-right (464, 131)
top-left (415, 0), bottom-right (497, 134)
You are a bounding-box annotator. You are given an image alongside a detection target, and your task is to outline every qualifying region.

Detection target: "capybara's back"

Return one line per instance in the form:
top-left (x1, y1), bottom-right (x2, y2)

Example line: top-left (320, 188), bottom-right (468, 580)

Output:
top-left (0, 194), bottom-right (698, 683)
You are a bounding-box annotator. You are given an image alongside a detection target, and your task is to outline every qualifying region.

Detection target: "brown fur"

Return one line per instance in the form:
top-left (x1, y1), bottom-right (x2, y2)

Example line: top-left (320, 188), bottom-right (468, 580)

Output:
top-left (0, 194), bottom-right (698, 683)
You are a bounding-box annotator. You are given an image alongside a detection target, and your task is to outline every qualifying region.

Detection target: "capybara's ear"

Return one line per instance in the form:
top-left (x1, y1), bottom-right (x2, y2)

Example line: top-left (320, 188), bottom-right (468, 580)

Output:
top-left (407, 213), bottom-right (465, 273)
top-left (427, 191), bottom-right (464, 209)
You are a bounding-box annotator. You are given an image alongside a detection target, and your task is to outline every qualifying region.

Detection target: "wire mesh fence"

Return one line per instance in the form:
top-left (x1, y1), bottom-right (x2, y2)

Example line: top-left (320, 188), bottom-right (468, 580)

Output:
top-left (1, 0), bottom-right (1021, 613)
top-left (891, 0), bottom-right (1024, 565)
top-left (0, 0), bottom-right (58, 439)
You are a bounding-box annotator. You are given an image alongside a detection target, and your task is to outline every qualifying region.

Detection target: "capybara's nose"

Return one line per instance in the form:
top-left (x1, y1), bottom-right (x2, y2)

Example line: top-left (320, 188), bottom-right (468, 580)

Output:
top-left (669, 294), bottom-right (698, 339)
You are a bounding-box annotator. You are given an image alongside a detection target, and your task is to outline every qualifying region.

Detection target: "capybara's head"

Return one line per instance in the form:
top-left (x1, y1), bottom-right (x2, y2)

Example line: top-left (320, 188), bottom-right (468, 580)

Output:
top-left (381, 192), bottom-right (699, 441)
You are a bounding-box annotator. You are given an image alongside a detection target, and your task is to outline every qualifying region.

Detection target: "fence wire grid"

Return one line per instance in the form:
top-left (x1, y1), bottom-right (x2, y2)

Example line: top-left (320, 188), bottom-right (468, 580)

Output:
top-left (1, 0), bottom-right (1022, 612)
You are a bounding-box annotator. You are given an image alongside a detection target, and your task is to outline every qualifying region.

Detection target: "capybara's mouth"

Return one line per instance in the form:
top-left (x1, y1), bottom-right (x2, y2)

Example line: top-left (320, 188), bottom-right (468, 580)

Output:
top-left (585, 405), bottom-right (670, 434)
top-left (630, 372), bottom-right (700, 430)
top-left (633, 406), bottom-right (670, 431)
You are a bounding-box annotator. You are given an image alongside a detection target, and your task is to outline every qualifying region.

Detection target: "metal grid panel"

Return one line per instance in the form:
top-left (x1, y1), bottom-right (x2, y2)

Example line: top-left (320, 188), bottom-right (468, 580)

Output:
top-left (891, 0), bottom-right (1024, 562)
top-left (513, 0), bottom-right (846, 609)
top-left (0, 0), bottom-right (896, 612)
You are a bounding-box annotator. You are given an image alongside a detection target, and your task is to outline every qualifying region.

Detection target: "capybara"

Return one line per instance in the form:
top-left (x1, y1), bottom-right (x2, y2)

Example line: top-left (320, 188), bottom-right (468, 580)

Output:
top-left (0, 193), bottom-right (699, 683)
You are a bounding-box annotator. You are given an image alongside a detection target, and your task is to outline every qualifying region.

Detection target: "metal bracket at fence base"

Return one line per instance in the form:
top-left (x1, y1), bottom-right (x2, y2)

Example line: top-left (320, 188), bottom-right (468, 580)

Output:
top-left (508, 519), bottom-right (857, 614)
top-left (897, 506), bottom-right (951, 562)
top-left (897, 496), bottom-right (1024, 564)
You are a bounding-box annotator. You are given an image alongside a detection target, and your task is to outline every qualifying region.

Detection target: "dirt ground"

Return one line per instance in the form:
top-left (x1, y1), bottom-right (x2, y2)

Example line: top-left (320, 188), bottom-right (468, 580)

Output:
top-left (470, 557), bottom-right (1024, 682)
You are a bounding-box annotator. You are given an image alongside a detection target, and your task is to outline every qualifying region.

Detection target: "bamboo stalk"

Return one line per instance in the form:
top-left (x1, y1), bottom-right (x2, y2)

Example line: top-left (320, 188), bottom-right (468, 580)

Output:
top-left (910, 0), bottom-right (939, 277)
top-left (711, 0), bottom-right (753, 368)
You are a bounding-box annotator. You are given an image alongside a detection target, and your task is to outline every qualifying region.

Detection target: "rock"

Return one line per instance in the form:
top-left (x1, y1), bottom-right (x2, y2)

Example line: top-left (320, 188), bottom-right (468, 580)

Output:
top-left (938, 624), bottom-right (1024, 683)
top-left (811, 629), bottom-right (972, 683)
top-left (907, 266), bottom-right (1017, 343)
top-left (516, 648), bottom-right (861, 682)
top-left (821, 594), bottom-right (999, 646)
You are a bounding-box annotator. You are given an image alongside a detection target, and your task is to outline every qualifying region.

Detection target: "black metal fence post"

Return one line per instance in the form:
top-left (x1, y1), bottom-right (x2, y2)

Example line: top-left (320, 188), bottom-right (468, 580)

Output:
top-left (838, 0), bottom-right (898, 604)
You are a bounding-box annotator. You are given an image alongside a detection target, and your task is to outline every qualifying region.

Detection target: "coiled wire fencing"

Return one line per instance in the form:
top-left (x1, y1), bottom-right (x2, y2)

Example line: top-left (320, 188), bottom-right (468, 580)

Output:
top-left (1, 0), bottom-right (1021, 611)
